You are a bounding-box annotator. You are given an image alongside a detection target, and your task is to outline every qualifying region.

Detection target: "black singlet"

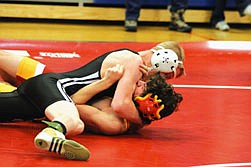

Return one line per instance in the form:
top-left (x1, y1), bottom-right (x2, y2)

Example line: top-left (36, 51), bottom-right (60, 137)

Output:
top-left (0, 48), bottom-right (138, 121)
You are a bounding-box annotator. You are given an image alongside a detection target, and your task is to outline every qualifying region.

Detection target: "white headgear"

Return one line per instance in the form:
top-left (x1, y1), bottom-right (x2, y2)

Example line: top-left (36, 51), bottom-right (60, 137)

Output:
top-left (149, 46), bottom-right (182, 74)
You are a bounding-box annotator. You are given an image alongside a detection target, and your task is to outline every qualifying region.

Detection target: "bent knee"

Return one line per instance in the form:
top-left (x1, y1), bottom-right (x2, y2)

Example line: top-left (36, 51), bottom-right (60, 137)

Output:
top-left (62, 114), bottom-right (85, 136)
top-left (45, 101), bottom-right (84, 135)
top-left (75, 119), bottom-right (85, 134)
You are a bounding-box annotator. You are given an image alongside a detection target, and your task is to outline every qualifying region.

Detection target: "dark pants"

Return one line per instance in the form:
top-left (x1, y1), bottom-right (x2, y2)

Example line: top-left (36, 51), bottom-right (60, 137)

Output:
top-left (210, 0), bottom-right (251, 25)
top-left (125, 0), bottom-right (188, 20)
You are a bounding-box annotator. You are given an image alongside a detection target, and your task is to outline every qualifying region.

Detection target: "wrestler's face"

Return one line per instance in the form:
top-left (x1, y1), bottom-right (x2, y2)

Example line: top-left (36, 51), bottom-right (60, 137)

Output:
top-left (159, 66), bottom-right (182, 80)
top-left (149, 69), bottom-right (174, 80)
top-left (148, 67), bottom-right (179, 80)
top-left (134, 80), bottom-right (146, 97)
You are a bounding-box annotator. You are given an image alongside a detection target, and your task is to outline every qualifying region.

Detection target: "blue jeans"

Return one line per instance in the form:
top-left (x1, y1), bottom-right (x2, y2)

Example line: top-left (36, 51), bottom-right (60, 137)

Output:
top-left (125, 0), bottom-right (188, 20)
top-left (210, 0), bottom-right (251, 25)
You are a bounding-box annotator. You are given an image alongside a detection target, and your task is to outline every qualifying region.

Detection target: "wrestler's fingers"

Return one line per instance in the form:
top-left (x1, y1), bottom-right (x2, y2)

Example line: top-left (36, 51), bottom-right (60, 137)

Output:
top-left (114, 64), bottom-right (124, 76)
top-left (139, 64), bottom-right (148, 79)
top-left (104, 64), bottom-right (124, 81)
top-left (139, 64), bottom-right (148, 73)
top-left (110, 64), bottom-right (124, 73)
top-left (116, 64), bottom-right (124, 74)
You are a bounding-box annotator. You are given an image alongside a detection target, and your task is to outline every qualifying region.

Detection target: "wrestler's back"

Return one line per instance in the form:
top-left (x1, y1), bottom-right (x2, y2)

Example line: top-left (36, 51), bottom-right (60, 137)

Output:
top-left (16, 48), bottom-right (141, 114)
top-left (100, 49), bottom-right (143, 78)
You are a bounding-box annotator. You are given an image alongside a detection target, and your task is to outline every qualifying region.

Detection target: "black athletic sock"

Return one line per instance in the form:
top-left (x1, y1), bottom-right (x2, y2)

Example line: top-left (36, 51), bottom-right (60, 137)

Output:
top-left (42, 120), bottom-right (67, 134)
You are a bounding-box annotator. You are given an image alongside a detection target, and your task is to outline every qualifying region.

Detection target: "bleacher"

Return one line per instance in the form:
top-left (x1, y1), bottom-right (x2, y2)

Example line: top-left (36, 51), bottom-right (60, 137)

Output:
top-left (0, 0), bottom-right (250, 23)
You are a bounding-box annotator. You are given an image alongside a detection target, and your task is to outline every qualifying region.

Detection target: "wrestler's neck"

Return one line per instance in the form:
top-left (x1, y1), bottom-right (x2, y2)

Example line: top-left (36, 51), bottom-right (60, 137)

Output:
top-left (138, 50), bottom-right (153, 67)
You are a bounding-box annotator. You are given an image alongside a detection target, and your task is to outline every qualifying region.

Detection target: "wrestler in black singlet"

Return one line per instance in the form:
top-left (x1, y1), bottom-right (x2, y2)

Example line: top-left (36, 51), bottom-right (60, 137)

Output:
top-left (0, 49), bottom-right (139, 122)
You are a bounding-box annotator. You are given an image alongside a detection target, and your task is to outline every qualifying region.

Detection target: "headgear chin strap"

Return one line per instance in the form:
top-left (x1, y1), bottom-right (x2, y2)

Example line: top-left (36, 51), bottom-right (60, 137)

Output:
top-left (149, 47), bottom-right (182, 74)
top-left (134, 93), bottom-right (164, 121)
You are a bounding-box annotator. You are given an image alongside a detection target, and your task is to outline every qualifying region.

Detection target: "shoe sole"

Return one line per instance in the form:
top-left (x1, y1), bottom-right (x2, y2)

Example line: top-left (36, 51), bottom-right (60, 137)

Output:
top-left (125, 27), bottom-right (137, 32)
top-left (215, 27), bottom-right (229, 31)
top-left (35, 137), bottom-right (90, 161)
top-left (169, 26), bottom-right (192, 33)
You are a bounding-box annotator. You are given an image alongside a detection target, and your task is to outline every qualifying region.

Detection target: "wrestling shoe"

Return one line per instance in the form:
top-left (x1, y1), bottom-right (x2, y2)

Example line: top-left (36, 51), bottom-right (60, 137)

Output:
top-left (243, 4), bottom-right (251, 15)
top-left (169, 9), bottom-right (192, 33)
top-left (125, 19), bottom-right (138, 32)
top-left (215, 21), bottom-right (230, 31)
top-left (34, 127), bottom-right (90, 161)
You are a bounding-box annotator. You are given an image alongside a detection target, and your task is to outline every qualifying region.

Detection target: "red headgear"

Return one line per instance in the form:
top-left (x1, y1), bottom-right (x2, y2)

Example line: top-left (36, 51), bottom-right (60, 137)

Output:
top-left (134, 93), bottom-right (164, 121)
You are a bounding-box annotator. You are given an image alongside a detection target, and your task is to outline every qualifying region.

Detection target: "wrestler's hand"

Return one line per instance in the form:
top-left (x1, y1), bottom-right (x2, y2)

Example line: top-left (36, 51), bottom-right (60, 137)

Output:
top-left (104, 64), bottom-right (124, 84)
top-left (139, 64), bottom-right (148, 81)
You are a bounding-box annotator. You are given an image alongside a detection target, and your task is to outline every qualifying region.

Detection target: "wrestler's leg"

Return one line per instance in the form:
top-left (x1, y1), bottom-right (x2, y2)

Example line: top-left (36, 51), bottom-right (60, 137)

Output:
top-left (34, 101), bottom-right (90, 161)
top-left (45, 101), bottom-right (85, 136)
top-left (0, 51), bottom-right (23, 84)
top-left (0, 51), bottom-right (47, 86)
top-left (0, 90), bottom-right (44, 122)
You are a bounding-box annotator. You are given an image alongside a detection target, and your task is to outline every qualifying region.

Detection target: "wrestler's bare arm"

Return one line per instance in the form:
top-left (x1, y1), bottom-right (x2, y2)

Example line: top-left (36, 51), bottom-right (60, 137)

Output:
top-left (76, 98), bottom-right (129, 135)
top-left (108, 52), bottom-right (143, 124)
top-left (0, 51), bottom-right (23, 84)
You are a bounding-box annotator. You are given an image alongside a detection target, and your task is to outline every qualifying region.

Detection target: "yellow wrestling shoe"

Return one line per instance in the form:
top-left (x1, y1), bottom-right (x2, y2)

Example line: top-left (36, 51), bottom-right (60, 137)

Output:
top-left (34, 127), bottom-right (90, 161)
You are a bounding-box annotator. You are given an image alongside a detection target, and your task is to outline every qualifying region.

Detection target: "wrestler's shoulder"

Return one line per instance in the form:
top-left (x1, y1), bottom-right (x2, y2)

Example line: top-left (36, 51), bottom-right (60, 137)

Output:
top-left (108, 50), bottom-right (141, 64)
top-left (110, 49), bottom-right (139, 57)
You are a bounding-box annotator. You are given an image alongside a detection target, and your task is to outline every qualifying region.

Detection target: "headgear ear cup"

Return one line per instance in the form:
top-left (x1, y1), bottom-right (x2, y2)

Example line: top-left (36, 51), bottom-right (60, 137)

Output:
top-left (149, 48), bottom-right (182, 73)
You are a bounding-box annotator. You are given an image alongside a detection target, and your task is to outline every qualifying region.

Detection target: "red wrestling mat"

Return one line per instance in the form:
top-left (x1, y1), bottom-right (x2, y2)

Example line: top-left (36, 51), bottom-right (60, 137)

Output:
top-left (0, 39), bottom-right (251, 167)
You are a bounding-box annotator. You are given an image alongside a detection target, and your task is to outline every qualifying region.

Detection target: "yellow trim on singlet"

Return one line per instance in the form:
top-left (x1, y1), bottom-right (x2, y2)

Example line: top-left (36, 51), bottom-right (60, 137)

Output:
top-left (16, 57), bottom-right (44, 80)
top-left (0, 82), bottom-right (17, 92)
